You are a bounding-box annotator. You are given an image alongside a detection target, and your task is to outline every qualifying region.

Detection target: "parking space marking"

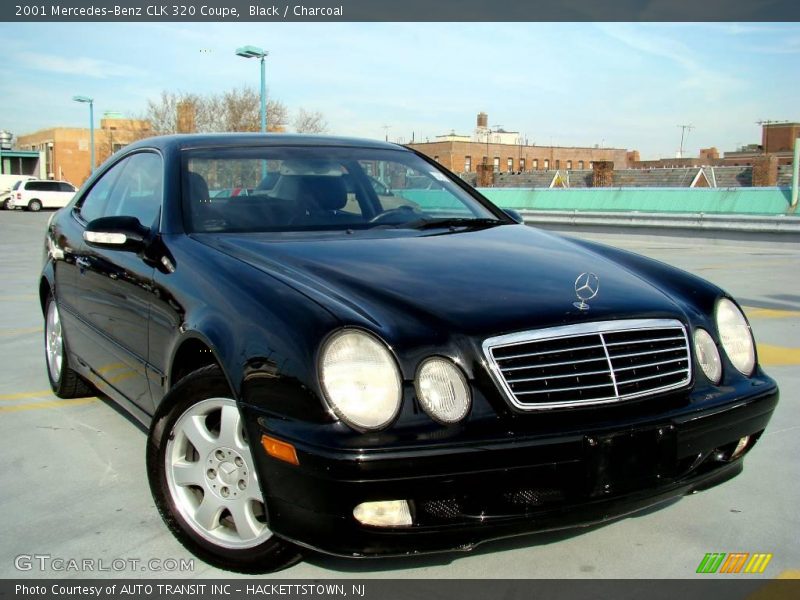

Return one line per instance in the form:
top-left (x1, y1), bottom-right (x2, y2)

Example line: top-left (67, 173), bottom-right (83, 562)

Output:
top-left (0, 326), bottom-right (42, 337)
top-left (744, 307), bottom-right (800, 319)
top-left (0, 397), bottom-right (97, 413)
top-left (756, 344), bottom-right (800, 367)
top-left (0, 294), bottom-right (37, 301)
top-left (0, 390), bottom-right (55, 402)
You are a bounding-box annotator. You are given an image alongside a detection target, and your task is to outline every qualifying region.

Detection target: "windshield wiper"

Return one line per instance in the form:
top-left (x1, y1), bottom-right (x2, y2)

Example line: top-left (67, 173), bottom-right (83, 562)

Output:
top-left (405, 217), bottom-right (505, 230)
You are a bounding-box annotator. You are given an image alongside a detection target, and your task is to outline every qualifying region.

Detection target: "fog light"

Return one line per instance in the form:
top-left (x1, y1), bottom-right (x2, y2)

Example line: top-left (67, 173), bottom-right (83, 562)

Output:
top-left (353, 500), bottom-right (412, 527)
top-left (731, 436), bottom-right (750, 460)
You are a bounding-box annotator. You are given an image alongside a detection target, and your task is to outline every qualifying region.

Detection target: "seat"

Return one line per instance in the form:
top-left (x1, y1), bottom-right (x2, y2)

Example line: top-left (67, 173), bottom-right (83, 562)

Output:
top-left (293, 175), bottom-right (358, 225)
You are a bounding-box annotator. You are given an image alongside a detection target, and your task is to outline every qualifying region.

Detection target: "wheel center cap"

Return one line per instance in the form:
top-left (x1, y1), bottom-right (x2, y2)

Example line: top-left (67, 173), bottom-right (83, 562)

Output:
top-left (218, 461), bottom-right (238, 484)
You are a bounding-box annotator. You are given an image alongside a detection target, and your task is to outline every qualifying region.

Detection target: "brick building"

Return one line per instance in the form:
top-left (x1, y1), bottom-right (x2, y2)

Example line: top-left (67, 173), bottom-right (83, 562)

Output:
top-left (17, 116), bottom-right (152, 186)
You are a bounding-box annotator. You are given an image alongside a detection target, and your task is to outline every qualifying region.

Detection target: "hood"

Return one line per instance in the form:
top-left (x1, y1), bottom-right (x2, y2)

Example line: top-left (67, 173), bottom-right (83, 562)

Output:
top-left (198, 225), bottom-right (683, 339)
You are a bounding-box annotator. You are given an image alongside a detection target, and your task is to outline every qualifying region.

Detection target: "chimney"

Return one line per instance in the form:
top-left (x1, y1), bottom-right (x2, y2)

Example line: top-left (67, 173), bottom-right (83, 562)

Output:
top-left (752, 154), bottom-right (778, 187)
top-left (177, 101), bottom-right (197, 134)
top-left (477, 112), bottom-right (488, 128)
top-left (592, 160), bottom-right (614, 187)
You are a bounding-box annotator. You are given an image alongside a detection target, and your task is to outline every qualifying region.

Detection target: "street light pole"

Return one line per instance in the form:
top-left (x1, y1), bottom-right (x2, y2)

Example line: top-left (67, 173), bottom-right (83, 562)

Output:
top-left (73, 95), bottom-right (95, 173)
top-left (235, 45), bottom-right (269, 133)
top-left (260, 54), bottom-right (266, 133)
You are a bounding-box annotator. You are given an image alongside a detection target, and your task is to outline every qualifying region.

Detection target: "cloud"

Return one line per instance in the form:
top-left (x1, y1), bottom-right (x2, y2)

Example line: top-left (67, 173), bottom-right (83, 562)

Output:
top-left (15, 52), bottom-right (145, 79)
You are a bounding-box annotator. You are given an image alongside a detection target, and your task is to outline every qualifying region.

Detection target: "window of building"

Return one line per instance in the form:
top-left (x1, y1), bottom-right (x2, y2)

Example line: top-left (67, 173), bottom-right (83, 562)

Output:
top-left (519, 158), bottom-right (525, 172)
top-left (555, 159), bottom-right (560, 169)
top-left (544, 159), bottom-right (550, 170)
top-left (507, 158), bottom-right (514, 173)
top-left (589, 161), bottom-right (594, 169)
top-left (532, 159), bottom-right (538, 169)
top-left (566, 160), bottom-right (572, 169)
top-left (493, 157), bottom-right (500, 172)
top-left (464, 156), bottom-right (471, 172)
top-left (578, 160), bottom-right (585, 169)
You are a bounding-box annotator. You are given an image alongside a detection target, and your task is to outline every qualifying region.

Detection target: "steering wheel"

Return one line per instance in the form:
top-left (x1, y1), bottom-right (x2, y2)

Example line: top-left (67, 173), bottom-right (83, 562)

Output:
top-left (368, 205), bottom-right (422, 224)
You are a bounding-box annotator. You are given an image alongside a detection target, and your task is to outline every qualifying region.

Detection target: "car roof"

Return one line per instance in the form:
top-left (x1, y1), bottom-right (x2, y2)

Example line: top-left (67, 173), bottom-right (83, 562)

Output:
top-left (125, 133), bottom-right (406, 153)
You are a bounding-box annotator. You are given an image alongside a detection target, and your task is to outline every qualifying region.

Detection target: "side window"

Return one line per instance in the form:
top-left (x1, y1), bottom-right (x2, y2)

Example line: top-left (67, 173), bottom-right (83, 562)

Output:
top-left (105, 153), bottom-right (163, 227)
top-left (59, 182), bottom-right (75, 193)
top-left (28, 182), bottom-right (46, 191)
top-left (78, 158), bottom-right (129, 223)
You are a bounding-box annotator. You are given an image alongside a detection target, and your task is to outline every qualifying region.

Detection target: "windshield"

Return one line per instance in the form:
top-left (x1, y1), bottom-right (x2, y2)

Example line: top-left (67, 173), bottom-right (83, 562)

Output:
top-left (182, 146), bottom-right (502, 233)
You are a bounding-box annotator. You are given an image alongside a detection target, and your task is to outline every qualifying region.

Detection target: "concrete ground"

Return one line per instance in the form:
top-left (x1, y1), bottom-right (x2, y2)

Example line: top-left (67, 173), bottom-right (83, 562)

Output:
top-left (0, 210), bottom-right (797, 579)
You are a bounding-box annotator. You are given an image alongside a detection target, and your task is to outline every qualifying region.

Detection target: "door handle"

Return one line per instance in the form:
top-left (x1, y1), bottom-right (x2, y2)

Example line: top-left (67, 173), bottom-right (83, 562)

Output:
top-left (76, 257), bottom-right (91, 269)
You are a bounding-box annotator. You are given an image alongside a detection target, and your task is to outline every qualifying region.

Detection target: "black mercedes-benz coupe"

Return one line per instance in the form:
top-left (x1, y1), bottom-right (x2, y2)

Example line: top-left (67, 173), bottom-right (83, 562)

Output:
top-left (40, 134), bottom-right (778, 572)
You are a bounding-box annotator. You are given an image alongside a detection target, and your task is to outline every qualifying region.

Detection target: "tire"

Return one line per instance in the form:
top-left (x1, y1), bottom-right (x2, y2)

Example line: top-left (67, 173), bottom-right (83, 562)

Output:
top-left (44, 294), bottom-right (93, 398)
top-left (147, 365), bottom-right (303, 573)
top-left (1, 198), bottom-right (8, 210)
top-left (28, 199), bottom-right (42, 212)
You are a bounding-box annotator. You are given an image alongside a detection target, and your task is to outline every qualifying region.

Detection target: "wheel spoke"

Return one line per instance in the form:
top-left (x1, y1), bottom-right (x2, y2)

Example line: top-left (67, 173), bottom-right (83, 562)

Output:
top-left (193, 494), bottom-right (223, 531)
top-left (182, 415), bottom-right (216, 455)
top-left (230, 500), bottom-right (264, 541)
top-left (219, 403), bottom-right (244, 449)
top-left (171, 459), bottom-right (204, 487)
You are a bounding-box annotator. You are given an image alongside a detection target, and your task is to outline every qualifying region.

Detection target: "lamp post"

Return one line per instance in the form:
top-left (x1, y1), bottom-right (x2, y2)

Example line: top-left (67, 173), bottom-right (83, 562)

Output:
top-left (72, 95), bottom-right (94, 173)
top-left (235, 45), bottom-right (269, 133)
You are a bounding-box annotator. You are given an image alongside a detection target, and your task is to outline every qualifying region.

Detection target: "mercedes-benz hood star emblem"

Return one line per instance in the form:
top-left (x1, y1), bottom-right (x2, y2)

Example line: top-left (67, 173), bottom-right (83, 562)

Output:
top-left (573, 272), bottom-right (600, 311)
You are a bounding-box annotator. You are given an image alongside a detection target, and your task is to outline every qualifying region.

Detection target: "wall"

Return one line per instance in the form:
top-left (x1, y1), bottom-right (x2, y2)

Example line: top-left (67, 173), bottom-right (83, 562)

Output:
top-left (476, 187), bottom-right (793, 215)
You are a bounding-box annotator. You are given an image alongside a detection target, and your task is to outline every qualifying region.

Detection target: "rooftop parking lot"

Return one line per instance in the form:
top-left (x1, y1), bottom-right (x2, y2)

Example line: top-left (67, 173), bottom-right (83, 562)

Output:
top-left (0, 209), bottom-right (797, 579)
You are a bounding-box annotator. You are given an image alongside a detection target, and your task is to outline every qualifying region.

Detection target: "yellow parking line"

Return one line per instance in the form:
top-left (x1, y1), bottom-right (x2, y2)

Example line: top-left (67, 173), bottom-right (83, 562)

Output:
top-left (0, 390), bottom-right (54, 402)
top-left (744, 306), bottom-right (800, 319)
top-left (0, 397), bottom-right (97, 413)
top-left (757, 344), bottom-right (800, 367)
top-left (0, 326), bottom-right (42, 337)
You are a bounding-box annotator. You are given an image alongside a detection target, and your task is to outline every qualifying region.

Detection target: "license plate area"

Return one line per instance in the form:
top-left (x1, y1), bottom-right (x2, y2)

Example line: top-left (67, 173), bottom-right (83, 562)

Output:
top-left (585, 425), bottom-right (677, 497)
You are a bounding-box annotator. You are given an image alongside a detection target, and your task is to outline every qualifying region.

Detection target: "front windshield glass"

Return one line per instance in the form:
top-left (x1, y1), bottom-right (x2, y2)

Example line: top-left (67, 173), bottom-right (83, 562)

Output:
top-left (182, 146), bottom-right (501, 233)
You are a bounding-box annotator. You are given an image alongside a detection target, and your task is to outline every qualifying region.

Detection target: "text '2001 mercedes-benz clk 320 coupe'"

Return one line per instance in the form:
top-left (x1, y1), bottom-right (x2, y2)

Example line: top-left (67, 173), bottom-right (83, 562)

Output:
top-left (40, 134), bottom-right (778, 572)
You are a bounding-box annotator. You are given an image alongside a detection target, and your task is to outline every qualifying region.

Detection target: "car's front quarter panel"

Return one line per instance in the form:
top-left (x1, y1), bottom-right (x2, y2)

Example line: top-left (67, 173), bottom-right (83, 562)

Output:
top-left (149, 233), bottom-right (342, 423)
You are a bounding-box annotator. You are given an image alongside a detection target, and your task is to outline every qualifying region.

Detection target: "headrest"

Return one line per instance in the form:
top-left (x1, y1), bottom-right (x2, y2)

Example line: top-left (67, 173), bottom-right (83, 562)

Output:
top-left (297, 176), bottom-right (347, 211)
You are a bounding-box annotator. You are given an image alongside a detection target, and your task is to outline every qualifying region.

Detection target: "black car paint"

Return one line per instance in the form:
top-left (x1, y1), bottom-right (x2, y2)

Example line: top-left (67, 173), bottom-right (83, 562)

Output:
top-left (41, 134), bottom-right (778, 559)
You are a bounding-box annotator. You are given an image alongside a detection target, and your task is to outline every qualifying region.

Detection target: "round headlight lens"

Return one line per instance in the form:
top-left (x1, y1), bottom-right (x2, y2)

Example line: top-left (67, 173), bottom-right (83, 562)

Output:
top-left (715, 298), bottom-right (755, 376)
top-left (319, 330), bottom-right (402, 431)
top-left (693, 328), bottom-right (722, 384)
top-left (415, 357), bottom-right (471, 424)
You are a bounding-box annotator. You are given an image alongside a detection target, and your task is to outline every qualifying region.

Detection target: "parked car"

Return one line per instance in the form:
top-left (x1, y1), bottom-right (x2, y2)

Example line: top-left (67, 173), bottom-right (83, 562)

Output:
top-left (41, 134), bottom-right (778, 573)
top-left (0, 175), bottom-right (35, 209)
top-left (9, 179), bottom-right (76, 211)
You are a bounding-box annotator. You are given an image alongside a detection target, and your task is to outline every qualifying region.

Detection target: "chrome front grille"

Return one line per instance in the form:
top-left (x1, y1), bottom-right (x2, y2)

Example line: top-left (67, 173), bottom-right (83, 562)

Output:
top-left (482, 319), bottom-right (691, 410)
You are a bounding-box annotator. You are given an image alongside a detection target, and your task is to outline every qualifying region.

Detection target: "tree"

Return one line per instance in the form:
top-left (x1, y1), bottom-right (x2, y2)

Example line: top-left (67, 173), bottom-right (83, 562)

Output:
top-left (294, 108), bottom-right (328, 134)
top-left (144, 87), bottom-right (291, 134)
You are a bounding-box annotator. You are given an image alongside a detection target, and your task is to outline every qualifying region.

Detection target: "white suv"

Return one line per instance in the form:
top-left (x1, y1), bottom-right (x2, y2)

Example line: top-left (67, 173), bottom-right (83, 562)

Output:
top-left (8, 179), bottom-right (77, 211)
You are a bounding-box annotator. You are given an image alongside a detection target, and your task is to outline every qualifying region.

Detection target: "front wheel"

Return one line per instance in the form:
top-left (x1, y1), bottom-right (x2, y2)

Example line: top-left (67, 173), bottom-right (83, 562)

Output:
top-left (147, 365), bottom-right (303, 573)
top-left (45, 294), bottom-right (93, 398)
top-left (28, 199), bottom-right (42, 212)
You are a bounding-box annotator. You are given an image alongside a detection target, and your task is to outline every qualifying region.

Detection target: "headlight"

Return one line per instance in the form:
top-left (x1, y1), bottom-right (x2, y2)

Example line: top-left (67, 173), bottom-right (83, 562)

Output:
top-left (715, 298), bottom-right (755, 376)
top-left (693, 328), bottom-right (722, 384)
top-left (415, 357), bottom-right (471, 424)
top-left (319, 330), bottom-right (402, 430)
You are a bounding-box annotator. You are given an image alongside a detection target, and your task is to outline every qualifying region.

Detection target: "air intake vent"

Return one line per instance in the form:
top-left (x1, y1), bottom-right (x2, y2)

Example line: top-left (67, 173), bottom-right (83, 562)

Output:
top-left (483, 319), bottom-right (691, 410)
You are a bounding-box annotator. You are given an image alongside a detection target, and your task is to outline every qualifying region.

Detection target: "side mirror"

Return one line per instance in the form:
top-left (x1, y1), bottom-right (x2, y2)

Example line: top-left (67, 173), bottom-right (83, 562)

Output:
top-left (83, 216), bottom-right (150, 253)
top-left (503, 208), bottom-right (524, 224)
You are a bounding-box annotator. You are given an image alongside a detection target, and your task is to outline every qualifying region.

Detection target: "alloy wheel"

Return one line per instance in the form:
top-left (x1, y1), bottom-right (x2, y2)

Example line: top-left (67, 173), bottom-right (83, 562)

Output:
top-left (45, 300), bottom-right (63, 382)
top-left (165, 397), bottom-right (271, 549)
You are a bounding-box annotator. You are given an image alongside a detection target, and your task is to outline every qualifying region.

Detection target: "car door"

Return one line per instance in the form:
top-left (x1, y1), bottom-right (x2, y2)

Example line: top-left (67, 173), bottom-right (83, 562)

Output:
top-left (70, 151), bottom-right (164, 414)
top-left (41, 181), bottom-right (60, 207)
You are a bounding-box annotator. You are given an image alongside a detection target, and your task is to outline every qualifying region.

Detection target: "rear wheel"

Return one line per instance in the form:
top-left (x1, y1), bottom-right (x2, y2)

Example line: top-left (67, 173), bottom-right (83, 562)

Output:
top-left (147, 365), bottom-right (303, 573)
top-left (28, 199), bottom-right (42, 212)
top-left (45, 294), bottom-right (92, 398)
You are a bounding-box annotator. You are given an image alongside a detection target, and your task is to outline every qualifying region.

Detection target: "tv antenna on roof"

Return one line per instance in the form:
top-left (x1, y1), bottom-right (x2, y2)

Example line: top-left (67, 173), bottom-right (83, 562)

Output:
top-left (677, 124), bottom-right (694, 158)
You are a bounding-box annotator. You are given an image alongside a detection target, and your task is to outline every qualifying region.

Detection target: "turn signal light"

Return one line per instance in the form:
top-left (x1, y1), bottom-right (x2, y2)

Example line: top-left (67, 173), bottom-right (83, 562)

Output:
top-left (261, 435), bottom-right (299, 466)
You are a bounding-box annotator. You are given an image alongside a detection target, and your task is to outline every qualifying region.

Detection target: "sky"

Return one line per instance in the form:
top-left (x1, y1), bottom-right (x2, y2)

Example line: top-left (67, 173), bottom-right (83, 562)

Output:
top-left (1, 21), bottom-right (798, 159)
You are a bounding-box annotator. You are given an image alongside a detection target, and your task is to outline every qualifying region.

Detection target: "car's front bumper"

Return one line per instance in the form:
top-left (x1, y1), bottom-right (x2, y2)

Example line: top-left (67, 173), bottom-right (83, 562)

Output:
top-left (243, 377), bottom-right (778, 558)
